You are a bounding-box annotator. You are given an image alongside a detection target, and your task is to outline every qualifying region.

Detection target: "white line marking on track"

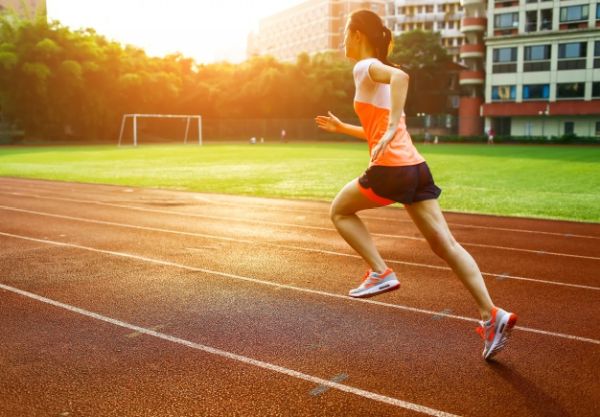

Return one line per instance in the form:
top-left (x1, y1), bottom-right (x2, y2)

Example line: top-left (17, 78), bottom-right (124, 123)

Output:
top-left (432, 309), bottom-right (453, 320)
top-left (2, 181), bottom-right (598, 240)
top-left (310, 373), bottom-right (349, 396)
top-left (1, 205), bottom-right (597, 291)
top-left (0, 283), bottom-right (460, 417)
top-left (2, 190), bottom-right (599, 260)
top-left (1, 231), bottom-right (598, 346)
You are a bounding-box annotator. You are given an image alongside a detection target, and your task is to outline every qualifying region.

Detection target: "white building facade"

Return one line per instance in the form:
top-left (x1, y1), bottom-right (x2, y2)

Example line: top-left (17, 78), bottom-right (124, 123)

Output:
top-left (482, 0), bottom-right (600, 138)
top-left (387, 0), bottom-right (465, 61)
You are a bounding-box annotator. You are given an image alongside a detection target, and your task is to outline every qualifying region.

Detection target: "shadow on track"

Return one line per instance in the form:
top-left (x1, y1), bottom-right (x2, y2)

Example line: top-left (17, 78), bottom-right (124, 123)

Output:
top-left (487, 361), bottom-right (571, 417)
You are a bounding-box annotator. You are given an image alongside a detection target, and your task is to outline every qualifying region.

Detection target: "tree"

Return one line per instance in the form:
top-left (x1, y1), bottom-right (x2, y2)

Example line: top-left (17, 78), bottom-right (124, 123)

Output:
top-left (389, 30), bottom-right (458, 116)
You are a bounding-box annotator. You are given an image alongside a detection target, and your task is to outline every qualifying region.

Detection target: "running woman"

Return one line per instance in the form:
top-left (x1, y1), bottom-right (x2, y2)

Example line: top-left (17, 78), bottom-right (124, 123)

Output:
top-left (315, 10), bottom-right (517, 360)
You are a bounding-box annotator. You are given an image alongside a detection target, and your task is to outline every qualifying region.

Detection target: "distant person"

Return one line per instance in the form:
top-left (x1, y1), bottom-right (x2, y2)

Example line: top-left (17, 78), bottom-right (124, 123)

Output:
top-left (315, 9), bottom-right (516, 360)
top-left (487, 127), bottom-right (495, 145)
top-left (280, 129), bottom-right (287, 143)
top-left (424, 131), bottom-right (431, 144)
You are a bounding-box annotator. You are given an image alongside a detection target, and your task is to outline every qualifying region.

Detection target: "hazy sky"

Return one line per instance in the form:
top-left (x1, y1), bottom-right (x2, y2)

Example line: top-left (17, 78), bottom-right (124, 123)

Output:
top-left (46, 0), bottom-right (305, 63)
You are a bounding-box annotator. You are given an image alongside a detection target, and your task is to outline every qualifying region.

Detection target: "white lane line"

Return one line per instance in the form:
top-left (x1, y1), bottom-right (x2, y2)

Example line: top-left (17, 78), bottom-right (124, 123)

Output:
top-left (0, 283), bottom-right (460, 417)
top-left (1, 182), bottom-right (598, 241)
top-left (1, 205), bottom-right (597, 291)
top-left (1, 231), bottom-right (598, 346)
top-left (432, 309), bottom-right (453, 320)
top-left (2, 190), bottom-right (599, 261)
top-left (310, 373), bottom-right (349, 396)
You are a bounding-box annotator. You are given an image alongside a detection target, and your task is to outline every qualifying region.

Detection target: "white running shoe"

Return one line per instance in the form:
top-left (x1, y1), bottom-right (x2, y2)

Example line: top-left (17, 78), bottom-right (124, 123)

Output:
top-left (476, 307), bottom-right (518, 360)
top-left (348, 268), bottom-right (400, 298)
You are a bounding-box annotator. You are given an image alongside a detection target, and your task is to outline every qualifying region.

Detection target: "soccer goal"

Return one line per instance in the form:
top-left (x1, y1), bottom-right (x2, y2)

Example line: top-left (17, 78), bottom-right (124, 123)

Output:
top-left (118, 114), bottom-right (202, 146)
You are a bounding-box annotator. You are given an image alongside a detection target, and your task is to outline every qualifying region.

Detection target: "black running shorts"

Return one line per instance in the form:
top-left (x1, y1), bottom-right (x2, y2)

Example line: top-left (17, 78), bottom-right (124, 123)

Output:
top-left (357, 162), bottom-right (442, 206)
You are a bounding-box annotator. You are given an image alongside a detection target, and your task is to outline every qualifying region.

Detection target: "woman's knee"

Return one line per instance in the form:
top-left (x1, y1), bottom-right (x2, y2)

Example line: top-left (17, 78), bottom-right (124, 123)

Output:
top-left (329, 202), bottom-right (347, 223)
top-left (428, 232), bottom-right (458, 259)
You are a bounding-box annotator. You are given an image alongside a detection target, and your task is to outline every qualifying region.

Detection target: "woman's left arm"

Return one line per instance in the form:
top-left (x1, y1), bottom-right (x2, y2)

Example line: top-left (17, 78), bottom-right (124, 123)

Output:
top-left (368, 62), bottom-right (410, 161)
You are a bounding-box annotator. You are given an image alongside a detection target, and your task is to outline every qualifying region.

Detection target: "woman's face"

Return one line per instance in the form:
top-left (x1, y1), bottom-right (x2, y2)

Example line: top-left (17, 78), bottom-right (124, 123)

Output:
top-left (343, 21), bottom-right (358, 59)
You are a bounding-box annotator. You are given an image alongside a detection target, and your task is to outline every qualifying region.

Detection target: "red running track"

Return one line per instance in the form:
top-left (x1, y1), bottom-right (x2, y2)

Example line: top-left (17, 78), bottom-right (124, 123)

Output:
top-left (0, 177), bottom-right (598, 417)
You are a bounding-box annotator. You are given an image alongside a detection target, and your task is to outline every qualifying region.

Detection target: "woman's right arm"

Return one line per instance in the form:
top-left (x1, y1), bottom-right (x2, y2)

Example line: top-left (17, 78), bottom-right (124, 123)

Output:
top-left (315, 111), bottom-right (366, 140)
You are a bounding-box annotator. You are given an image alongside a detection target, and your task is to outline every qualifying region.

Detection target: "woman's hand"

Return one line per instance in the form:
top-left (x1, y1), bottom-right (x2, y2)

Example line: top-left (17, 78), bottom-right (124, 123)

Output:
top-left (315, 111), bottom-right (342, 133)
top-left (370, 129), bottom-right (396, 162)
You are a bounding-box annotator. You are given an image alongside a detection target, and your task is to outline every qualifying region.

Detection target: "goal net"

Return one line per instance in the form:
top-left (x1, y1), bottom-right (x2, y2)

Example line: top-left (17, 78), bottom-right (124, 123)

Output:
top-left (118, 114), bottom-right (202, 146)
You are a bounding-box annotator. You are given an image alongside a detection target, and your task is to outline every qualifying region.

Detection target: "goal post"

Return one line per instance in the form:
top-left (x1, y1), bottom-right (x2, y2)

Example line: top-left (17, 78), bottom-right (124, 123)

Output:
top-left (118, 114), bottom-right (202, 146)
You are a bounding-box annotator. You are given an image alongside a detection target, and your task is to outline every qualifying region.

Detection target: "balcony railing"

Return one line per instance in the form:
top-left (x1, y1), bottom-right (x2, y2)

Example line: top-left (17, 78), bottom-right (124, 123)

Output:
top-left (493, 27), bottom-right (519, 36)
top-left (460, 44), bottom-right (485, 59)
top-left (559, 21), bottom-right (589, 30)
top-left (461, 17), bottom-right (487, 32)
top-left (494, 0), bottom-right (519, 8)
top-left (523, 61), bottom-right (551, 72)
top-left (460, 0), bottom-right (484, 6)
top-left (459, 70), bottom-right (485, 85)
top-left (557, 59), bottom-right (586, 70)
top-left (492, 63), bottom-right (517, 73)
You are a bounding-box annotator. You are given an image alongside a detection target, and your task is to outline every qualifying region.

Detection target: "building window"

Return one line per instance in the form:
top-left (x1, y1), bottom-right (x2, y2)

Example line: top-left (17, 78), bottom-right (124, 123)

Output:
top-left (559, 42), bottom-right (587, 59)
top-left (494, 12), bottom-right (518, 28)
top-left (492, 85), bottom-right (516, 101)
top-left (526, 10), bottom-right (538, 32)
top-left (524, 45), bottom-right (551, 71)
top-left (592, 82), bottom-right (600, 97)
top-left (539, 8), bottom-right (553, 30)
top-left (560, 5), bottom-right (589, 22)
top-left (564, 122), bottom-right (575, 135)
top-left (523, 84), bottom-right (550, 100)
top-left (426, 5), bottom-right (433, 13)
top-left (558, 42), bottom-right (588, 70)
top-left (493, 47), bottom-right (517, 62)
top-left (557, 82), bottom-right (585, 99)
top-left (525, 45), bottom-right (551, 60)
top-left (492, 47), bottom-right (517, 73)
top-left (596, 121), bottom-right (600, 136)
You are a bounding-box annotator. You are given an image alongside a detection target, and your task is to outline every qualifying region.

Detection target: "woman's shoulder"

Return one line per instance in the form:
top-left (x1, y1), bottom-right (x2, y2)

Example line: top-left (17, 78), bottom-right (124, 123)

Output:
top-left (353, 57), bottom-right (380, 72)
top-left (353, 58), bottom-right (380, 83)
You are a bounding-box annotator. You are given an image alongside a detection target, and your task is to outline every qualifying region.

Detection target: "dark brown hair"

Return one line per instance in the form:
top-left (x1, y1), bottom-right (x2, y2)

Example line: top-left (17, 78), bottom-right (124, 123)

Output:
top-left (347, 9), bottom-right (396, 67)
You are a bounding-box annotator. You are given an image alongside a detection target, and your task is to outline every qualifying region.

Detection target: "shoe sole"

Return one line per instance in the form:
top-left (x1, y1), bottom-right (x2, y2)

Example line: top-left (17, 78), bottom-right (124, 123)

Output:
top-left (349, 280), bottom-right (400, 298)
top-left (484, 313), bottom-right (518, 360)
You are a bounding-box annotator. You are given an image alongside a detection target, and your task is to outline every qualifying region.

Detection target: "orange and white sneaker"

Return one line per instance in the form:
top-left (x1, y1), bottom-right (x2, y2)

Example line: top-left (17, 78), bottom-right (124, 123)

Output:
top-left (348, 268), bottom-right (400, 298)
top-left (476, 307), bottom-right (518, 360)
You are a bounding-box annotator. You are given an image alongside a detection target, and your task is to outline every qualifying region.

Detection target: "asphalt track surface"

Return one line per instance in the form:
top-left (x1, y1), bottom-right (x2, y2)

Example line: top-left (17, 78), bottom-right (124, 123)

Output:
top-left (0, 177), bottom-right (598, 417)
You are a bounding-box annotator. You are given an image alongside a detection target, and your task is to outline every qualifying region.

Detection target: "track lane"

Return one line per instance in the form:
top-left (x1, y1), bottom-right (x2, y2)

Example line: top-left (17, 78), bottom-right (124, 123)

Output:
top-left (1, 292), bottom-right (433, 417)
top-left (1, 177), bottom-right (599, 239)
top-left (0, 209), bottom-right (597, 342)
top-left (1, 192), bottom-right (598, 289)
top-left (2, 177), bottom-right (599, 416)
top-left (2, 188), bottom-right (598, 260)
top-left (1, 240), bottom-right (598, 417)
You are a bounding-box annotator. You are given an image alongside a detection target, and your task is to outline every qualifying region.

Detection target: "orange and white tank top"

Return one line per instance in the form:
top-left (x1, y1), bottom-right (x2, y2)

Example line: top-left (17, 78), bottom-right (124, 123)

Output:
top-left (353, 57), bottom-right (425, 167)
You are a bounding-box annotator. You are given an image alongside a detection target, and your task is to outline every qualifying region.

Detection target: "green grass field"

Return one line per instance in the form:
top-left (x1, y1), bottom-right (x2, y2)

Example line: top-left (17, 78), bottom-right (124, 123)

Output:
top-left (1, 143), bottom-right (599, 222)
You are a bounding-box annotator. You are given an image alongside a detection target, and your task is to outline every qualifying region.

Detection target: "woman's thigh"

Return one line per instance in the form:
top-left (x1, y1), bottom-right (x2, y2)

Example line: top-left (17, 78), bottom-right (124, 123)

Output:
top-left (331, 179), bottom-right (388, 216)
top-left (403, 198), bottom-right (453, 244)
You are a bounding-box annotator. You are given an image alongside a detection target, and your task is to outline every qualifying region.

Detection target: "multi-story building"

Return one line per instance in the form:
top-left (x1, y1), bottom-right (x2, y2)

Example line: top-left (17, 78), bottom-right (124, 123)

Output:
top-left (249, 0), bottom-right (388, 62)
top-left (387, 0), bottom-right (465, 61)
top-left (482, 0), bottom-right (600, 138)
top-left (458, 0), bottom-right (486, 135)
top-left (0, 0), bottom-right (45, 19)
